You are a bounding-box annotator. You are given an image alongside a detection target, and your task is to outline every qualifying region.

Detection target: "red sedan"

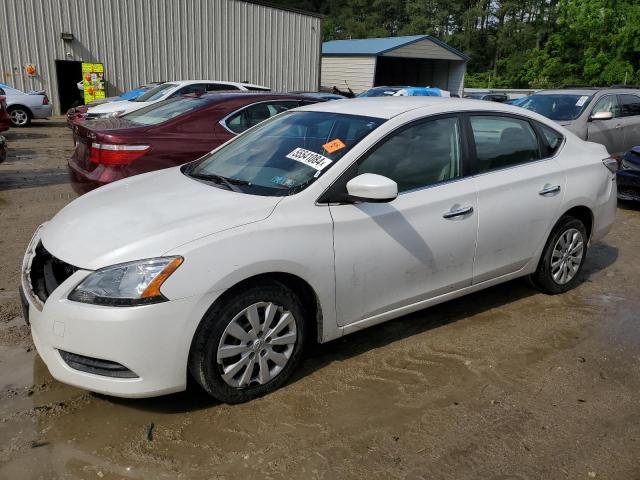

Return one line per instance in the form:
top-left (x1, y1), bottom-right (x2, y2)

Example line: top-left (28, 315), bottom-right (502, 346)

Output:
top-left (0, 88), bottom-right (11, 133)
top-left (68, 93), bottom-right (319, 191)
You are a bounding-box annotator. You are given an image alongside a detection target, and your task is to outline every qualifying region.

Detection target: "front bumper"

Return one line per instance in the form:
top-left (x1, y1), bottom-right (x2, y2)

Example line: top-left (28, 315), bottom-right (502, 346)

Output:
top-left (22, 234), bottom-right (217, 398)
top-left (617, 170), bottom-right (640, 201)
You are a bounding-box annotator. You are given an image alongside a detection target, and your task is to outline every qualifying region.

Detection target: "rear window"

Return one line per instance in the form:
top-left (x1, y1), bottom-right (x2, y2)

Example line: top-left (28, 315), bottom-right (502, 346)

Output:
top-left (134, 83), bottom-right (175, 102)
top-left (123, 96), bottom-right (209, 125)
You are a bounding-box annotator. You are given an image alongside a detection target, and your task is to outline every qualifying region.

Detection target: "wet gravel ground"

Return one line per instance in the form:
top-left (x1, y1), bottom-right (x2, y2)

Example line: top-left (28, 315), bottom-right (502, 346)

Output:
top-left (0, 120), bottom-right (639, 480)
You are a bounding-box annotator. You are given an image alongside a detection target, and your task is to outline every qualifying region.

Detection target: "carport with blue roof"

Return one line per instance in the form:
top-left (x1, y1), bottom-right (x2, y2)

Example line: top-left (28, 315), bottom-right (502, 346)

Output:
top-left (321, 35), bottom-right (469, 97)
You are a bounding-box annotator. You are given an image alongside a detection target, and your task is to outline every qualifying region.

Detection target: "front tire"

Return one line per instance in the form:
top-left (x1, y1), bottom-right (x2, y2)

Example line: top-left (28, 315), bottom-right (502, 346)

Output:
top-left (8, 106), bottom-right (32, 127)
top-left (530, 215), bottom-right (588, 294)
top-left (189, 283), bottom-right (307, 403)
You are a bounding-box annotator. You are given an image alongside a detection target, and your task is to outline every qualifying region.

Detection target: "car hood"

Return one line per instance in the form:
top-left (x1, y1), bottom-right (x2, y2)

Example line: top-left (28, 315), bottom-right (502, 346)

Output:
top-left (87, 100), bottom-right (150, 114)
top-left (41, 168), bottom-right (282, 270)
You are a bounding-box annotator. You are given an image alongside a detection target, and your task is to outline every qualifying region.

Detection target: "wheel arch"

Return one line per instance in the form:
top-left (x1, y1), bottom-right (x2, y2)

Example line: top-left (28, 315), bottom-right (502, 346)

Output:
top-left (200, 272), bottom-right (323, 345)
top-left (561, 205), bottom-right (594, 240)
top-left (7, 103), bottom-right (33, 116)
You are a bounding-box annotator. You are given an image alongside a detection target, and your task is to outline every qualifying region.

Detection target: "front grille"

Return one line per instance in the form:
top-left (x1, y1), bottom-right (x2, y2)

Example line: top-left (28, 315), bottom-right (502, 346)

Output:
top-left (29, 242), bottom-right (78, 303)
top-left (59, 350), bottom-right (139, 378)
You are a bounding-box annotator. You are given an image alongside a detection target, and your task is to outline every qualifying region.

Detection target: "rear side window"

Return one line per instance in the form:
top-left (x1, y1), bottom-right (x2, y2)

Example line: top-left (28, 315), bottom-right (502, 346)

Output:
top-left (225, 101), bottom-right (299, 134)
top-left (470, 116), bottom-right (540, 173)
top-left (208, 83), bottom-right (239, 91)
top-left (538, 123), bottom-right (564, 156)
top-left (619, 94), bottom-right (640, 117)
top-left (173, 84), bottom-right (207, 96)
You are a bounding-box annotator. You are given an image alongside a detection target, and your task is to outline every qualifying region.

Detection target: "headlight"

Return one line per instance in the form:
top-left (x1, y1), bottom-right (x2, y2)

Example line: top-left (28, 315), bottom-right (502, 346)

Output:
top-left (68, 257), bottom-right (183, 306)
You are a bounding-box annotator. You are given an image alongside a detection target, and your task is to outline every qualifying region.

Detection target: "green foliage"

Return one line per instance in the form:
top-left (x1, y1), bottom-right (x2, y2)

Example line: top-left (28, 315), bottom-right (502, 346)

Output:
top-left (271, 0), bottom-right (640, 88)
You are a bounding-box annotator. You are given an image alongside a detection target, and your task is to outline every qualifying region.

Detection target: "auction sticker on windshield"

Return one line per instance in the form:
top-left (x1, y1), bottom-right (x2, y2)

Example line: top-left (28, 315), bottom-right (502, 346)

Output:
top-left (286, 148), bottom-right (333, 171)
top-left (323, 139), bottom-right (346, 154)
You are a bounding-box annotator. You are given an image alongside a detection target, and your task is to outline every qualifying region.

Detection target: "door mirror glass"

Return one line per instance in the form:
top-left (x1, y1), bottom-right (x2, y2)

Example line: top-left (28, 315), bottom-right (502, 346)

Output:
top-left (590, 111), bottom-right (613, 121)
top-left (346, 173), bottom-right (398, 203)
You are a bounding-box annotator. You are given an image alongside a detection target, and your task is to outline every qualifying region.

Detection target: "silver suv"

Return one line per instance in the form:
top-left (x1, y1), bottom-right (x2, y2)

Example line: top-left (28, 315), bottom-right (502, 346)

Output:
top-left (518, 87), bottom-right (640, 156)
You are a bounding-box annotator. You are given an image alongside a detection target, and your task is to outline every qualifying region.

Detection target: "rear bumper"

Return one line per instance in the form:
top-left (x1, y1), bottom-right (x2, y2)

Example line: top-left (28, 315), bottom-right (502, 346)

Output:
top-left (31, 104), bottom-right (53, 119)
top-left (617, 170), bottom-right (640, 201)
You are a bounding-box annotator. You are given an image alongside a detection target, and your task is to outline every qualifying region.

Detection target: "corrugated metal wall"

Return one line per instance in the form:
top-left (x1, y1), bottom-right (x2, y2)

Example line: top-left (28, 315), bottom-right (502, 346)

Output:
top-left (0, 0), bottom-right (322, 114)
top-left (320, 56), bottom-right (376, 93)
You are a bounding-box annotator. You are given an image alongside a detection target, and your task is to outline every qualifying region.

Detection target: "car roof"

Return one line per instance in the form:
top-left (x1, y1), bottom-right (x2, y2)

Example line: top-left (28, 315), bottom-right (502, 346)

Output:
top-left (166, 80), bottom-right (269, 89)
top-left (296, 96), bottom-right (547, 120)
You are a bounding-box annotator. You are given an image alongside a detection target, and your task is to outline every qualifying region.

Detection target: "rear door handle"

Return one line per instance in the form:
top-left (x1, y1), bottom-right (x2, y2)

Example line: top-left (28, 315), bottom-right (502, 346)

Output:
top-left (539, 185), bottom-right (561, 196)
top-left (443, 206), bottom-right (474, 219)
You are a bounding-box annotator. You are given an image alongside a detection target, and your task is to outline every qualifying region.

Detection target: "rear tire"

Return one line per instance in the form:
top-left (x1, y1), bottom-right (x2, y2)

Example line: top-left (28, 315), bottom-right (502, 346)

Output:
top-left (8, 106), bottom-right (31, 127)
top-left (189, 283), bottom-right (307, 403)
top-left (530, 215), bottom-right (588, 294)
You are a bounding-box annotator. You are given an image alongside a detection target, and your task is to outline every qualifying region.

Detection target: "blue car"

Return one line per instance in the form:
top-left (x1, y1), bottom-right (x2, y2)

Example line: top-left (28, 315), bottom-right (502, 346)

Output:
top-left (618, 146), bottom-right (640, 201)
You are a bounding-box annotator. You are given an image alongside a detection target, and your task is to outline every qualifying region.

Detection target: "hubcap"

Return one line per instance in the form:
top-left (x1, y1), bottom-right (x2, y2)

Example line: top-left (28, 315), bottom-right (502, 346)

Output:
top-left (551, 228), bottom-right (584, 285)
top-left (10, 109), bottom-right (28, 126)
top-left (217, 302), bottom-right (297, 388)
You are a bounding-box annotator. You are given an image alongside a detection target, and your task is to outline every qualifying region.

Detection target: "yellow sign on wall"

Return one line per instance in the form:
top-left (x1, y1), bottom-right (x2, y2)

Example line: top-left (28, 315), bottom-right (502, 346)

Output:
top-left (81, 63), bottom-right (106, 104)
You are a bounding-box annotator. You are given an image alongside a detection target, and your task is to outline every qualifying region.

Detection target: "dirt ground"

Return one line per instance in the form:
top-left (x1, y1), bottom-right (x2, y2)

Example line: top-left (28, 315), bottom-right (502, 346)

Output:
top-left (0, 120), bottom-right (639, 480)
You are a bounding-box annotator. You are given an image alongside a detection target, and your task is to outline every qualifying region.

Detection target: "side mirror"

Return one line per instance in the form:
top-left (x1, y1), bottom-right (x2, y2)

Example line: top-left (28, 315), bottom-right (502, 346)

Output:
top-left (590, 111), bottom-right (613, 121)
top-left (346, 173), bottom-right (398, 203)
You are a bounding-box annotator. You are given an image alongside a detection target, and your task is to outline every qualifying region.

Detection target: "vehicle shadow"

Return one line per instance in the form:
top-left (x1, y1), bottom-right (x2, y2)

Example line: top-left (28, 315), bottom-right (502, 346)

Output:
top-left (2, 131), bottom-right (50, 141)
top-left (106, 242), bottom-right (618, 413)
top-left (0, 169), bottom-right (72, 191)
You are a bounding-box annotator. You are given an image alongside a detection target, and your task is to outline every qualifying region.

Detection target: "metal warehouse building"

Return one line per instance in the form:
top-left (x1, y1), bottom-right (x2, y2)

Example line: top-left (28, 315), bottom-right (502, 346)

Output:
top-left (0, 0), bottom-right (322, 114)
top-left (321, 35), bottom-right (468, 97)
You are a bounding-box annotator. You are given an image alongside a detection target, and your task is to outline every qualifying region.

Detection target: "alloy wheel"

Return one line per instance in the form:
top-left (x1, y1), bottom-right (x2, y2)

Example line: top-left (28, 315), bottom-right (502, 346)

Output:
top-left (216, 302), bottom-right (297, 388)
top-left (10, 109), bottom-right (29, 126)
top-left (551, 228), bottom-right (584, 285)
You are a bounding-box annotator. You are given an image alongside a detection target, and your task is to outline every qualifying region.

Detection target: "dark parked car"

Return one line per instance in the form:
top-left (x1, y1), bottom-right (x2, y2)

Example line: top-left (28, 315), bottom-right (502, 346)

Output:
top-left (465, 92), bottom-right (509, 103)
top-left (0, 136), bottom-right (6, 163)
top-left (0, 88), bottom-right (11, 133)
top-left (68, 93), bottom-right (319, 191)
top-left (618, 146), bottom-right (640, 201)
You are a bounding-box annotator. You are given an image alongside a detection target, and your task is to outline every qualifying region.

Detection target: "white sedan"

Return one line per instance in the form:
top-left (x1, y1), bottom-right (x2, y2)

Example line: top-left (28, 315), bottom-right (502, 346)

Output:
top-left (21, 98), bottom-right (617, 402)
top-left (0, 84), bottom-right (53, 127)
top-left (84, 80), bottom-right (270, 119)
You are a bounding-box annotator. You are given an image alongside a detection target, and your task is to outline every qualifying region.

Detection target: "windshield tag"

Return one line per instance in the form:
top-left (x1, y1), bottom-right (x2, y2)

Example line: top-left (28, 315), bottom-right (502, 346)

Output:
top-left (286, 148), bottom-right (333, 171)
top-left (575, 96), bottom-right (589, 106)
top-left (323, 138), bottom-right (346, 153)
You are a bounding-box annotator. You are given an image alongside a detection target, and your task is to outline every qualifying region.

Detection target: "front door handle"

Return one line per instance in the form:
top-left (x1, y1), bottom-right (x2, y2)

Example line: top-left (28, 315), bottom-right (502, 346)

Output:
top-left (539, 185), bottom-right (561, 196)
top-left (443, 206), bottom-right (474, 219)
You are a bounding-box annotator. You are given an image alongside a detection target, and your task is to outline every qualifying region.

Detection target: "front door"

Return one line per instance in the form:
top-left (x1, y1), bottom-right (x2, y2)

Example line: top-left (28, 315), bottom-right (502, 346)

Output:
top-left (330, 115), bottom-right (478, 326)
top-left (618, 93), bottom-right (640, 153)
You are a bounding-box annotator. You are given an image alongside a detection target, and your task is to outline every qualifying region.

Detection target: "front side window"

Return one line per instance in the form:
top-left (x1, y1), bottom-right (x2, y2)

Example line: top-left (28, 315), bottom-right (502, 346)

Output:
top-left (172, 84), bottom-right (207, 96)
top-left (224, 101), bottom-right (300, 134)
top-left (471, 116), bottom-right (540, 173)
top-left (357, 116), bottom-right (462, 192)
top-left (619, 94), bottom-right (640, 117)
top-left (123, 97), bottom-right (209, 125)
top-left (185, 111), bottom-right (385, 196)
top-left (591, 95), bottom-right (620, 118)
top-left (134, 83), bottom-right (176, 102)
top-left (208, 83), bottom-right (240, 91)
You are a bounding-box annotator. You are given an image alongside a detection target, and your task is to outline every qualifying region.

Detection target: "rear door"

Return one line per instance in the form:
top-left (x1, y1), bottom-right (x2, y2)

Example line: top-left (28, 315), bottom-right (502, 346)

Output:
top-left (587, 94), bottom-right (625, 154)
top-left (618, 93), bottom-right (640, 153)
top-left (469, 114), bottom-right (565, 283)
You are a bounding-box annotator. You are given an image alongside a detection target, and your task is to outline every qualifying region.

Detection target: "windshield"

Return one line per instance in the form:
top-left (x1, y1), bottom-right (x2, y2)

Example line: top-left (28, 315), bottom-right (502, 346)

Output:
top-left (518, 94), bottom-right (593, 121)
top-left (184, 111), bottom-right (385, 196)
top-left (123, 96), bottom-right (209, 125)
top-left (134, 83), bottom-right (175, 102)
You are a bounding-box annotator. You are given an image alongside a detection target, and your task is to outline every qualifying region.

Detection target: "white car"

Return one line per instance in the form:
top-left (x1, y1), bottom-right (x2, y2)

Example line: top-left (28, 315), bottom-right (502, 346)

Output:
top-left (84, 80), bottom-right (270, 119)
top-left (0, 84), bottom-right (53, 127)
top-left (21, 98), bottom-right (617, 402)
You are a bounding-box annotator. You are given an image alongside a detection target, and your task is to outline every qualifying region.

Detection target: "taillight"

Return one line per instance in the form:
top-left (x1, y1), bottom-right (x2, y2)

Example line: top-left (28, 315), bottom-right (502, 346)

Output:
top-left (90, 143), bottom-right (150, 165)
top-left (602, 156), bottom-right (619, 174)
top-left (42, 96), bottom-right (49, 105)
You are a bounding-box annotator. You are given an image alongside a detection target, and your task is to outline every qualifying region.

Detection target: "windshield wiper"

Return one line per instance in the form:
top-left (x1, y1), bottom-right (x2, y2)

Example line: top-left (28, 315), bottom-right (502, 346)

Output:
top-left (189, 172), bottom-right (249, 192)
